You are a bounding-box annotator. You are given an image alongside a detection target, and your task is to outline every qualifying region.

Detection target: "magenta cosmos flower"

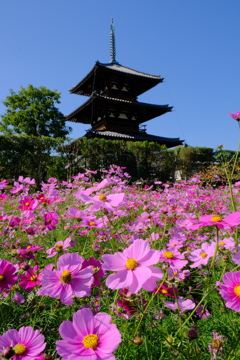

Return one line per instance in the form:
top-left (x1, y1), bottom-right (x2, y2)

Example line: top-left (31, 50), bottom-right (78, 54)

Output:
top-left (189, 212), bottom-right (240, 230)
top-left (102, 239), bottom-right (162, 294)
top-left (0, 326), bottom-right (46, 360)
top-left (216, 271), bottom-right (240, 312)
top-left (0, 259), bottom-right (18, 293)
top-left (39, 253), bottom-right (93, 305)
top-left (56, 308), bottom-right (121, 360)
top-left (229, 111), bottom-right (240, 121)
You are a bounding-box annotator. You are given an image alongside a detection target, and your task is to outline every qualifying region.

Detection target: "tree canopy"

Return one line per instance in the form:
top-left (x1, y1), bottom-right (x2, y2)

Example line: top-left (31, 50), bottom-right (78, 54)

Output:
top-left (0, 85), bottom-right (71, 138)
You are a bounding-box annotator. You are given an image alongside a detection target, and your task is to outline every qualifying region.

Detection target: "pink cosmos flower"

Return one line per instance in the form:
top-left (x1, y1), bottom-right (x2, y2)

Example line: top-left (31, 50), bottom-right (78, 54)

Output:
top-left (159, 247), bottom-right (188, 269)
top-left (56, 308), bottom-right (121, 360)
top-left (102, 239), bottom-right (162, 294)
top-left (12, 292), bottom-right (25, 305)
top-left (196, 305), bottom-right (210, 319)
top-left (188, 242), bottom-right (216, 268)
top-left (39, 253), bottom-right (93, 305)
top-left (189, 212), bottom-right (240, 230)
top-left (229, 111), bottom-right (240, 121)
top-left (19, 265), bottom-right (41, 291)
top-left (0, 259), bottom-right (18, 293)
top-left (164, 297), bottom-right (195, 312)
top-left (18, 196), bottom-right (38, 211)
top-left (0, 326), bottom-right (46, 360)
top-left (216, 271), bottom-right (240, 312)
top-left (46, 238), bottom-right (72, 258)
top-left (82, 257), bottom-right (105, 287)
top-left (44, 211), bottom-right (59, 230)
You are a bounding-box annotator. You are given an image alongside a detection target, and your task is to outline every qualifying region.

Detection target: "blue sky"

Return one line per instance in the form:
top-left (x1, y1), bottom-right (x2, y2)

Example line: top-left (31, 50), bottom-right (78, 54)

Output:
top-left (1, 1), bottom-right (240, 150)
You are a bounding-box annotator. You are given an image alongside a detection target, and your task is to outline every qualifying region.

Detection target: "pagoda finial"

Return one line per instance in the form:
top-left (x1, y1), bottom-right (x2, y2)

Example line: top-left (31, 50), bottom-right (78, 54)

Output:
top-left (110, 18), bottom-right (117, 63)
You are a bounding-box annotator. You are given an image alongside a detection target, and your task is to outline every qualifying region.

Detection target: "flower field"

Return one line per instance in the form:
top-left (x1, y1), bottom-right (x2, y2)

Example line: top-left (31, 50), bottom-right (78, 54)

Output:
top-left (1, 164), bottom-right (240, 360)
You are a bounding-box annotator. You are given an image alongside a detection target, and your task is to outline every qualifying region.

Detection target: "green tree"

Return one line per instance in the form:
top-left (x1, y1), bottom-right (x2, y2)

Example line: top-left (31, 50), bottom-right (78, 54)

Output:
top-left (0, 85), bottom-right (71, 138)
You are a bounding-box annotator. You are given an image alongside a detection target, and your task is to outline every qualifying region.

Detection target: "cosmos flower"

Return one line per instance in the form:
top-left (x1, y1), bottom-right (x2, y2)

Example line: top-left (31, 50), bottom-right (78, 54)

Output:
top-left (208, 331), bottom-right (227, 360)
top-left (216, 271), bottom-right (240, 312)
top-left (159, 247), bottom-right (188, 269)
top-left (0, 326), bottom-right (46, 360)
top-left (164, 297), bottom-right (195, 312)
top-left (188, 242), bottom-right (216, 268)
top-left (102, 239), bottom-right (162, 294)
top-left (18, 265), bottom-right (41, 291)
top-left (189, 212), bottom-right (240, 230)
top-left (46, 238), bottom-right (72, 258)
top-left (56, 308), bottom-right (121, 360)
top-left (229, 111), bottom-right (240, 121)
top-left (0, 259), bottom-right (18, 293)
top-left (39, 253), bottom-right (93, 305)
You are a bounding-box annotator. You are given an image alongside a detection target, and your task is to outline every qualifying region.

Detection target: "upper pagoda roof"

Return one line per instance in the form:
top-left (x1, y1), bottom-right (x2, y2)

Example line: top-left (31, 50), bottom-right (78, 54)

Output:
top-left (69, 61), bottom-right (163, 97)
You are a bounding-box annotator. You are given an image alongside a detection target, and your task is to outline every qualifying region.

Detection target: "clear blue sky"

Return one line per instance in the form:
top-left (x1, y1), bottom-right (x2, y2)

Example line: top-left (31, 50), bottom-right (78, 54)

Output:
top-left (1, 1), bottom-right (240, 150)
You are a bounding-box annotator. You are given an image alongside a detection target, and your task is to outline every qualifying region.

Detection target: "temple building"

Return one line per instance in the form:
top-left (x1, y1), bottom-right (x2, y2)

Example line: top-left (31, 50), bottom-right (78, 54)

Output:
top-left (66, 20), bottom-right (184, 148)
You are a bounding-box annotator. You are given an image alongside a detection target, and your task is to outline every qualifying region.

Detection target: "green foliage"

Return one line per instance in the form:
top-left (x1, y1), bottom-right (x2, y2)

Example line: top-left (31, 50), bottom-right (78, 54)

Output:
top-left (66, 137), bottom-right (171, 182)
top-left (0, 135), bottom-right (68, 184)
top-left (0, 85), bottom-right (71, 138)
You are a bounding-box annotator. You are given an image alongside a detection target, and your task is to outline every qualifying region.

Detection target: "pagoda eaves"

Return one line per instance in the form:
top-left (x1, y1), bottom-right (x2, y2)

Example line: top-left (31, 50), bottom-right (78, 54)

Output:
top-left (70, 61), bottom-right (163, 99)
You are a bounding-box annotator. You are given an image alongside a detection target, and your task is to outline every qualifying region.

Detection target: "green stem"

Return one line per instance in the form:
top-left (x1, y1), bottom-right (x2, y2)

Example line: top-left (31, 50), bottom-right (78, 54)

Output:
top-left (210, 226), bottom-right (219, 273)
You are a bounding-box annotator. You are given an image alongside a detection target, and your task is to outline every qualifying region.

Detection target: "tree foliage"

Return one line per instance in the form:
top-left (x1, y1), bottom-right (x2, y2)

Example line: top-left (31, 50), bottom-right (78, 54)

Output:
top-left (0, 85), bottom-right (71, 138)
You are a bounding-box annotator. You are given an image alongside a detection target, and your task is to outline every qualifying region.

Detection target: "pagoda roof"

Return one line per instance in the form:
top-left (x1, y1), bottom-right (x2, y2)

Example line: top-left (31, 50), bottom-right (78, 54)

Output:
top-left (69, 61), bottom-right (163, 97)
top-left (66, 93), bottom-right (172, 124)
top-left (85, 129), bottom-right (184, 148)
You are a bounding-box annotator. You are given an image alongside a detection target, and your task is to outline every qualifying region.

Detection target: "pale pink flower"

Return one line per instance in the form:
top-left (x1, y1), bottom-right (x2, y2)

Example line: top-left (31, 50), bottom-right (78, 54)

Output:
top-left (102, 239), bottom-right (162, 294)
top-left (56, 308), bottom-right (121, 360)
top-left (46, 238), bottom-right (72, 258)
top-left (39, 253), bottom-right (93, 305)
top-left (164, 297), bottom-right (195, 312)
top-left (159, 247), bottom-right (188, 269)
top-left (188, 242), bottom-right (216, 268)
top-left (0, 326), bottom-right (46, 360)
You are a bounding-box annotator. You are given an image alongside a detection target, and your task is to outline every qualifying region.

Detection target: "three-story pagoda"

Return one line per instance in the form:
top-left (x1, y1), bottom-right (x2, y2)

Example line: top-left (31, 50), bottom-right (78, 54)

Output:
top-left (66, 21), bottom-right (183, 148)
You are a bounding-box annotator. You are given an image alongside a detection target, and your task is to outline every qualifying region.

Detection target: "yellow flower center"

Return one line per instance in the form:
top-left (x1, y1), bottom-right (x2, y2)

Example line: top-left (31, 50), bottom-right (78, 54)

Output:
top-left (173, 271), bottom-right (178, 276)
top-left (89, 221), bottom-right (96, 226)
top-left (25, 202), bottom-right (30, 206)
top-left (219, 241), bottom-right (225, 246)
top-left (30, 275), bottom-right (37, 281)
top-left (211, 215), bottom-right (222, 222)
top-left (126, 258), bottom-right (138, 270)
top-left (14, 344), bottom-right (27, 355)
top-left (234, 285), bottom-right (240, 297)
top-left (0, 274), bottom-right (4, 281)
top-left (212, 339), bottom-right (222, 349)
top-left (55, 244), bottom-right (63, 252)
top-left (99, 194), bottom-right (107, 201)
top-left (163, 251), bottom-right (174, 259)
top-left (27, 246), bottom-right (31, 249)
top-left (82, 334), bottom-right (99, 349)
top-left (201, 252), bottom-right (207, 258)
top-left (60, 269), bottom-right (72, 283)
top-left (187, 246), bottom-right (191, 251)
top-left (161, 289), bottom-right (168, 294)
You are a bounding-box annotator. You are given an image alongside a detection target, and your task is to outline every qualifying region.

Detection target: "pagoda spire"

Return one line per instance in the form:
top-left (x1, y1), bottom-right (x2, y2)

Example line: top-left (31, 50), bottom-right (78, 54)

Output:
top-left (110, 18), bottom-right (118, 64)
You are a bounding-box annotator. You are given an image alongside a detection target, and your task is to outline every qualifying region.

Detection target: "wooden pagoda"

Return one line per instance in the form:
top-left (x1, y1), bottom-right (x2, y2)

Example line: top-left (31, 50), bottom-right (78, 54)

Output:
top-left (66, 20), bottom-right (184, 148)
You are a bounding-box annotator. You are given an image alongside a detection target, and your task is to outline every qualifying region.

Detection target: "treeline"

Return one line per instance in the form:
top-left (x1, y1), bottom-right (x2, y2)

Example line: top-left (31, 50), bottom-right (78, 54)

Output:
top-left (0, 135), bottom-right (238, 185)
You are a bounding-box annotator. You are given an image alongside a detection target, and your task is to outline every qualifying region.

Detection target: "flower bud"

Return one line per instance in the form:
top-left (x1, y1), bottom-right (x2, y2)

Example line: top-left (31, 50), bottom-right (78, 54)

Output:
top-left (19, 262), bottom-right (30, 271)
top-left (133, 337), bottom-right (143, 345)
